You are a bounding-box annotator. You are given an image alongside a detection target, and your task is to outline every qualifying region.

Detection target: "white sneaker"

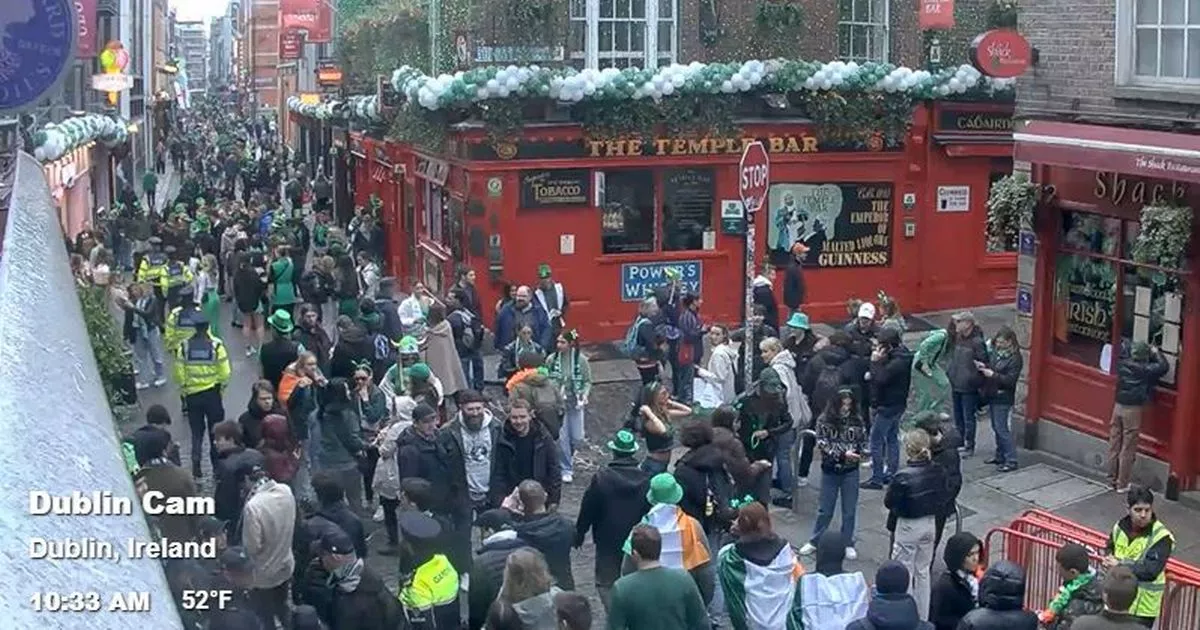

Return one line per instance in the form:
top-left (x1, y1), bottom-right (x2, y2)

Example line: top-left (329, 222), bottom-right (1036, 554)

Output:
top-left (373, 505), bottom-right (385, 522)
top-left (244, 346), bottom-right (255, 357)
top-left (562, 472), bottom-right (573, 483)
top-left (796, 476), bottom-right (809, 488)
top-left (798, 543), bottom-right (816, 555)
top-left (136, 382), bottom-right (150, 390)
top-left (861, 460), bottom-right (872, 468)
top-left (460, 573), bottom-right (470, 592)
top-left (845, 547), bottom-right (858, 560)
top-left (153, 377), bottom-right (167, 387)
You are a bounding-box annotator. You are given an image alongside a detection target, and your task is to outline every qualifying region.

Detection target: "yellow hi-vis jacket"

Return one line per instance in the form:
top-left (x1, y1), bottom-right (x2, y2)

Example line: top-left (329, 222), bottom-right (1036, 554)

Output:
top-left (137, 252), bottom-right (169, 288)
top-left (164, 305), bottom-right (203, 351)
top-left (162, 260), bottom-right (194, 294)
top-left (172, 334), bottom-right (231, 396)
top-left (398, 553), bottom-right (458, 627)
top-left (1111, 519), bottom-right (1173, 619)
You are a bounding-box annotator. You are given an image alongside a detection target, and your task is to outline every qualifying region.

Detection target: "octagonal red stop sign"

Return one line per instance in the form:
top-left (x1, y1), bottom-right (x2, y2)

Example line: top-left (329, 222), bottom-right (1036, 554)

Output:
top-left (739, 141), bottom-right (770, 214)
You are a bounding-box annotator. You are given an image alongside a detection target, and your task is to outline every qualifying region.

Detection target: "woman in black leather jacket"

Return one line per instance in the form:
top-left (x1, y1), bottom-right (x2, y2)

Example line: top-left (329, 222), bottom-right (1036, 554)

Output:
top-left (958, 560), bottom-right (1038, 630)
top-left (884, 429), bottom-right (947, 620)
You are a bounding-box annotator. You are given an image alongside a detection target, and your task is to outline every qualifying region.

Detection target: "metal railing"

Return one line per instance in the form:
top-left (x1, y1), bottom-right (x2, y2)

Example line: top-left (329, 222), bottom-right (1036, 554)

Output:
top-left (0, 151), bottom-right (183, 628)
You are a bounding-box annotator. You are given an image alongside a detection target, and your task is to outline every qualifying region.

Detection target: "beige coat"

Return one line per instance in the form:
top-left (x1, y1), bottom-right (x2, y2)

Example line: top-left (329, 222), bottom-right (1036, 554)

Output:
top-left (425, 319), bottom-right (469, 396)
top-left (241, 480), bottom-right (296, 589)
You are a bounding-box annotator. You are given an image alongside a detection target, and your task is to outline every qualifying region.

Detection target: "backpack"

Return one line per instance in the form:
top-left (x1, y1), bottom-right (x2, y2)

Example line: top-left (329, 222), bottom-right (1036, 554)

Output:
top-left (701, 467), bottom-right (735, 530)
top-left (623, 316), bottom-right (648, 356)
top-left (529, 383), bottom-right (563, 427)
top-left (373, 333), bottom-right (394, 363)
top-left (811, 362), bottom-right (844, 417)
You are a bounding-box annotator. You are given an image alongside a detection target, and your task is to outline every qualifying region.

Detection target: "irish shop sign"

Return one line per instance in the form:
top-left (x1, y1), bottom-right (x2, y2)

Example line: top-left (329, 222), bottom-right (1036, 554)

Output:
top-left (971, 29), bottom-right (1032, 79)
top-left (520, 170), bottom-right (590, 207)
top-left (765, 182), bottom-right (893, 268)
top-left (937, 110), bottom-right (1014, 133)
top-left (620, 260), bottom-right (702, 302)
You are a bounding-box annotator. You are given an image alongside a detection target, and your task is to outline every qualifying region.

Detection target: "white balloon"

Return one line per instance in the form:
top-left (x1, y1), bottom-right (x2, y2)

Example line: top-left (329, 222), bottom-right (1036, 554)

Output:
top-left (662, 82), bottom-right (675, 95)
top-left (486, 78), bottom-right (500, 91)
top-left (475, 87), bottom-right (489, 100)
top-left (721, 80), bottom-right (735, 93)
top-left (820, 78), bottom-right (832, 90)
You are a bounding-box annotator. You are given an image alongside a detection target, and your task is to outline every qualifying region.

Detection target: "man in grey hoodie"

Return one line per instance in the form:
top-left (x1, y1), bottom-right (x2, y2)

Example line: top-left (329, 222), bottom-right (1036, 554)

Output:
top-left (238, 464), bottom-right (296, 630)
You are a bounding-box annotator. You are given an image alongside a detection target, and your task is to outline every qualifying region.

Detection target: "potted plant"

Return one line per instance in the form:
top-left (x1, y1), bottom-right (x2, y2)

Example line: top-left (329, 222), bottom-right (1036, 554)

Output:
top-left (1131, 203), bottom-right (1193, 270)
top-left (77, 284), bottom-right (138, 410)
top-left (986, 172), bottom-right (1039, 252)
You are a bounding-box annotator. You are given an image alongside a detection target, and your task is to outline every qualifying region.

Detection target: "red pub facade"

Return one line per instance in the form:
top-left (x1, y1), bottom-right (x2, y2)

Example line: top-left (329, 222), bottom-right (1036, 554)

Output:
top-left (325, 102), bottom-right (1017, 342)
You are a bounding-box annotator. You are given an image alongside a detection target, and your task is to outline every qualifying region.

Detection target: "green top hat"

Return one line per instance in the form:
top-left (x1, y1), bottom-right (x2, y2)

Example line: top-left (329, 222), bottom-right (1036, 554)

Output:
top-left (646, 473), bottom-right (683, 505)
top-left (607, 429), bottom-right (639, 454)
top-left (786, 311), bottom-right (811, 330)
top-left (267, 309), bottom-right (294, 333)
top-left (537, 263), bottom-right (552, 279)
top-left (405, 362), bottom-right (431, 381)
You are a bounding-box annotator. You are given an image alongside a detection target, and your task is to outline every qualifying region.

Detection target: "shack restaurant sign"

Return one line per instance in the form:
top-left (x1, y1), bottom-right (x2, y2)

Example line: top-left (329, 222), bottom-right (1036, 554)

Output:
top-left (971, 29), bottom-right (1032, 78)
top-left (520, 170), bottom-right (590, 207)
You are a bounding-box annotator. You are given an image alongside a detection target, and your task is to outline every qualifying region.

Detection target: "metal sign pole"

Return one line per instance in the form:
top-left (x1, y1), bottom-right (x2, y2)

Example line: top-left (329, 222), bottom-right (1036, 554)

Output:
top-left (742, 204), bottom-right (756, 389)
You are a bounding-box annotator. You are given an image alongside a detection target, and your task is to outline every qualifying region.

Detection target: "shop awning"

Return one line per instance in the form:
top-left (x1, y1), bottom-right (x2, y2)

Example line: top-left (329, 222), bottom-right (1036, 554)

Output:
top-left (1014, 119), bottom-right (1200, 183)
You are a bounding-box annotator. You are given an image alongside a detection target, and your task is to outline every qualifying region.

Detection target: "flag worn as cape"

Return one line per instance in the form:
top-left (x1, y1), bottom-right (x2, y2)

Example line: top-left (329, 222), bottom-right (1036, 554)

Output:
top-left (718, 541), bottom-right (805, 630)
top-left (621, 503), bottom-right (711, 571)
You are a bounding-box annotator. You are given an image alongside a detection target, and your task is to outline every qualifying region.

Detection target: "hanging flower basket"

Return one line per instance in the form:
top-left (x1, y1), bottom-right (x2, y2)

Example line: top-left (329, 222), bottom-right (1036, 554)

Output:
top-left (1131, 204), bottom-right (1193, 270)
top-left (986, 172), bottom-right (1039, 252)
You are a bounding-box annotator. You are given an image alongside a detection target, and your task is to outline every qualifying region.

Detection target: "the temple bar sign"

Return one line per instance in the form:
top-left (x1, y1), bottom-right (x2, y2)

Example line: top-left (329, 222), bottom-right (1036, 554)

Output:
top-left (587, 135), bottom-right (819, 158)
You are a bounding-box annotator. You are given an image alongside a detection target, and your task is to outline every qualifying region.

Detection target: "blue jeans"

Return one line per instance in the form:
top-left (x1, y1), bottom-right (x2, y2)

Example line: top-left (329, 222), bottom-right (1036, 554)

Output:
top-left (989, 403), bottom-right (1018, 465)
top-left (773, 428), bottom-right (796, 493)
top-left (811, 467), bottom-right (860, 545)
top-left (132, 328), bottom-right (166, 385)
top-left (640, 457), bottom-right (669, 475)
top-left (952, 391), bottom-right (980, 450)
top-left (460, 351), bottom-right (485, 391)
top-left (869, 405), bottom-right (904, 484)
top-left (559, 407), bottom-right (585, 475)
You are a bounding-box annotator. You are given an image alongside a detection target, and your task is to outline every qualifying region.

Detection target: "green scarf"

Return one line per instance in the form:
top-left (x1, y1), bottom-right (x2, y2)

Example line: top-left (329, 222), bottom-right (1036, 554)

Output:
top-left (1049, 571), bottom-right (1095, 616)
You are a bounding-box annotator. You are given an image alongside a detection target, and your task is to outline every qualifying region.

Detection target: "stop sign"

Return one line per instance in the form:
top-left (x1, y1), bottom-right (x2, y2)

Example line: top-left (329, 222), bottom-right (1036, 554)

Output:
top-left (739, 141), bottom-right (770, 214)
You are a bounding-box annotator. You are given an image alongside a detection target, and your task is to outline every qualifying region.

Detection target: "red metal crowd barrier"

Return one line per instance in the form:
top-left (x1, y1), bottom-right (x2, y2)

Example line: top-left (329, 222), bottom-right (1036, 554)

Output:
top-left (983, 512), bottom-right (1200, 630)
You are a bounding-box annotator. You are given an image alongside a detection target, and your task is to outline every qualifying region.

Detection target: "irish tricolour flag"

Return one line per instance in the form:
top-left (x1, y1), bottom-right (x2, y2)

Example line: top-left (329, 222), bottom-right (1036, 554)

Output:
top-left (718, 542), bottom-right (805, 630)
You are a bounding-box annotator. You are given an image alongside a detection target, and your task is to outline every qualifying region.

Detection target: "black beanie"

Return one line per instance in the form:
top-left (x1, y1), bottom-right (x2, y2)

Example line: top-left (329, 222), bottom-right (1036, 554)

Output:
top-left (875, 560), bottom-right (910, 595)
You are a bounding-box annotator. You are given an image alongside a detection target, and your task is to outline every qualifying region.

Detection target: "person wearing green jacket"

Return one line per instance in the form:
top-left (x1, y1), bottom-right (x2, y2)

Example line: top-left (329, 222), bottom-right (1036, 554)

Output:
top-left (267, 245), bottom-right (298, 317)
top-left (142, 170), bottom-right (158, 213)
top-left (546, 329), bottom-right (592, 483)
top-left (317, 376), bottom-right (367, 511)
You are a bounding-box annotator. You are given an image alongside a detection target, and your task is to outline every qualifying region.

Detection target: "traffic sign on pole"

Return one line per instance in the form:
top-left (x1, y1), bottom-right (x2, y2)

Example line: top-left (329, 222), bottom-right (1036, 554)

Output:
top-left (739, 142), bottom-right (770, 390)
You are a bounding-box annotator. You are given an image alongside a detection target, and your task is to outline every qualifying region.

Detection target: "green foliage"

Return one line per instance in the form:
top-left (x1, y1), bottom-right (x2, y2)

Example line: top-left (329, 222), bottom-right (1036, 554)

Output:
top-left (77, 284), bottom-right (134, 411)
top-left (478, 99), bottom-right (526, 145)
top-left (337, 0), bottom-right (430, 93)
top-left (1132, 204), bottom-right (1194, 270)
top-left (755, 1), bottom-right (804, 37)
top-left (389, 104), bottom-right (450, 152)
top-left (987, 1), bottom-right (1019, 29)
top-left (986, 172), bottom-right (1039, 251)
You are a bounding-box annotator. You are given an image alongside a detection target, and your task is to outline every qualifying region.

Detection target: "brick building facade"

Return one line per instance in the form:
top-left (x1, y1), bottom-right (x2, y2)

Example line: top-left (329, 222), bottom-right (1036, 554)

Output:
top-left (1012, 2), bottom-right (1200, 497)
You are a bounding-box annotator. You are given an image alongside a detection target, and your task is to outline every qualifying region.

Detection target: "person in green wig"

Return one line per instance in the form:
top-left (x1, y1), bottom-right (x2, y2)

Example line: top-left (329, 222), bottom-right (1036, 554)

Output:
top-left (380, 337), bottom-right (444, 411)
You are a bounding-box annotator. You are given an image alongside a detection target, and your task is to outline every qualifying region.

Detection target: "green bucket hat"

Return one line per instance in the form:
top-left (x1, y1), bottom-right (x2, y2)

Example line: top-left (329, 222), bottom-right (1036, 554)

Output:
top-left (607, 429), bottom-right (639, 455)
top-left (646, 473), bottom-right (683, 506)
top-left (393, 335), bottom-right (420, 355)
top-left (267, 309), bottom-right (294, 333)
top-left (405, 362), bottom-right (432, 381)
top-left (786, 311), bottom-right (811, 330)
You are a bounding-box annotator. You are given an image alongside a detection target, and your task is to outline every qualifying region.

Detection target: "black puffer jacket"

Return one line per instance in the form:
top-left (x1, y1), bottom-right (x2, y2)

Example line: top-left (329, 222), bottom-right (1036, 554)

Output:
top-left (515, 512), bottom-right (575, 590)
top-left (947, 327), bottom-right (989, 393)
top-left (574, 457), bottom-right (651, 585)
top-left (1114, 352), bottom-right (1169, 406)
top-left (930, 532), bottom-right (980, 630)
top-left (260, 337), bottom-right (300, 389)
top-left (802, 343), bottom-right (860, 415)
top-left (958, 561), bottom-right (1038, 630)
top-left (673, 443), bottom-right (735, 533)
top-left (396, 427), bottom-right (452, 501)
top-left (782, 260), bottom-right (806, 311)
top-left (981, 350), bottom-right (1023, 405)
top-left (490, 425), bottom-right (562, 508)
top-left (328, 324), bottom-right (374, 381)
top-left (884, 459), bottom-right (947, 527)
top-left (237, 397), bottom-right (285, 450)
top-left (213, 446), bottom-right (265, 543)
top-left (931, 424), bottom-right (963, 518)
top-left (469, 531), bottom-right (528, 630)
top-left (871, 344), bottom-right (914, 409)
top-left (846, 592), bottom-right (932, 630)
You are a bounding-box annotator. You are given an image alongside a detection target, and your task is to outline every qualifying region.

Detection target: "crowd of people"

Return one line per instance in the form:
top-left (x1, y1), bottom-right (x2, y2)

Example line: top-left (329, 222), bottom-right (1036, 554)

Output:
top-left (60, 95), bottom-right (1180, 630)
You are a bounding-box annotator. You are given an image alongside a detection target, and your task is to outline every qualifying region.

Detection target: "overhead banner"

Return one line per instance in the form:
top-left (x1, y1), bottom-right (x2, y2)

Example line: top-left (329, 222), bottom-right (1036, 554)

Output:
top-left (281, 0), bottom-right (332, 43)
top-left (919, 0), bottom-right (955, 30)
top-left (75, 0), bottom-right (97, 58)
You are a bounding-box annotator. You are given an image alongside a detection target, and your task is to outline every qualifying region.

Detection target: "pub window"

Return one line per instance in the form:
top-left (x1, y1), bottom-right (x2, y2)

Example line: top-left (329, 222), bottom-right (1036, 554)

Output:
top-left (1052, 209), bottom-right (1183, 388)
top-left (600, 169), bottom-right (655, 254)
top-left (422, 182), bottom-right (445, 243)
top-left (662, 168), bottom-right (714, 252)
top-left (838, 0), bottom-right (889, 63)
top-left (569, 0), bottom-right (677, 70)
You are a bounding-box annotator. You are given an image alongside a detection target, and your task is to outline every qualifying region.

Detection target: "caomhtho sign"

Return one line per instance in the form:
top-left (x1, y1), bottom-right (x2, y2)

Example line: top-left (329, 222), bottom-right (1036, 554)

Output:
top-left (971, 29), bottom-right (1032, 78)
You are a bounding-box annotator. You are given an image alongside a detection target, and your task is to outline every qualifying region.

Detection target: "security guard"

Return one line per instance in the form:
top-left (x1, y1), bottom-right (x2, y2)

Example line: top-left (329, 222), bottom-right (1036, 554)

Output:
top-left (163, 284), bottom-right (202, 351)
top-left (172, 311), bottom-right (231, 478)
top-left (397, 511), bottom-right (459, 630)
top-left (1103, 485), bottom-right (1174, 627)
top-left (136, 236), bottom-right (169, 301)
top-left (162, 246), bottom-right (194, 309)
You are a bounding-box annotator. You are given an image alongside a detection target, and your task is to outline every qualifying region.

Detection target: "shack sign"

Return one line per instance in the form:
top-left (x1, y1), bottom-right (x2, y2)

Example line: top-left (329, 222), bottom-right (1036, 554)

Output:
top-left (970, 29), bottom-right (1032, 78)
top-left (520, 170), bottom-right (590, 208)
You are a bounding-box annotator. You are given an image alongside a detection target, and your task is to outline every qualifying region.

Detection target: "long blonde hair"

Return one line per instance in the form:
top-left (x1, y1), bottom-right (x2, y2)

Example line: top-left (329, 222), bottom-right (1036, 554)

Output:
top-left (499, 548), bottom-right (553, 603)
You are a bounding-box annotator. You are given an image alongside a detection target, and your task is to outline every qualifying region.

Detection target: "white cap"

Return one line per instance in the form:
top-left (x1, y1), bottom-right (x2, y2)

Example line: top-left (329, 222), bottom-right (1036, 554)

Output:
top-left (858, 302), bottom-right (877, 319)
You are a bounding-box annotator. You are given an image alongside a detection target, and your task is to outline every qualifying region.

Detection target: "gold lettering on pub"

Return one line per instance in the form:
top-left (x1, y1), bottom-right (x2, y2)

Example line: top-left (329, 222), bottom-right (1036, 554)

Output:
top-left (586, 135), bottom-right (819, 158)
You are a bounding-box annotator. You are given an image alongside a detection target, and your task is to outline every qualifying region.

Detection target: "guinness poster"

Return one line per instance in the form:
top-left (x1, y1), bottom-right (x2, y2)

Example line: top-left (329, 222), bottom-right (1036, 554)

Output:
top-left (520, 169), bottom-right (590, 208)
top-left (766, 183), bottom-right (893, 268)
